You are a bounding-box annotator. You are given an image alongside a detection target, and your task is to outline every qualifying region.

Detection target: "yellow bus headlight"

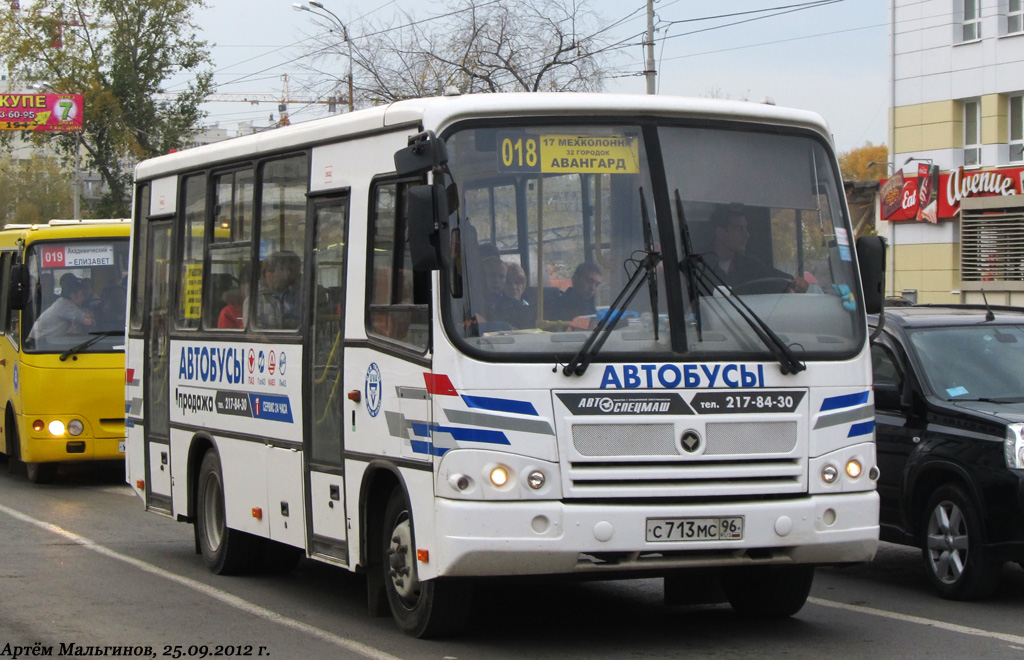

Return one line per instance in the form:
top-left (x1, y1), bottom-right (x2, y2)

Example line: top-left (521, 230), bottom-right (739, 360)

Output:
top-left (68, 419), bottom-right (84, 436)
top-left (48, 420), bottom-right (66, 436)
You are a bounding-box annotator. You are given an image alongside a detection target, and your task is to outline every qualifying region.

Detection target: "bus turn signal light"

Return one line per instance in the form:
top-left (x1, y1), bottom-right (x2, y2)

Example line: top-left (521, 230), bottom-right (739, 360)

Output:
top-left (252, 507), bottom-right (263, 520)
top-left (136, 480), bottom-right (144, 490)
top-left (417, 549), bottom-right (429, 563)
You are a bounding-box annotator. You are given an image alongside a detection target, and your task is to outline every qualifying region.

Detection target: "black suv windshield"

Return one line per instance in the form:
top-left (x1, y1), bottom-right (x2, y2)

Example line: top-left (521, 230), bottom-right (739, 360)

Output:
top-left (908, 323), bottom-right (1024, 401)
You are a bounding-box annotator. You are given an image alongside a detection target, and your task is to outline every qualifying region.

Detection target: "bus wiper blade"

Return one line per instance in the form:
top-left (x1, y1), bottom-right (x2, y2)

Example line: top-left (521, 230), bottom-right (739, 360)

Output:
top-left (683, 258), bottom-right (806, 375)
top-left (674, 190), bottom-right (702, 341)
top-left (60, 329), bottom-right (123, 361)
top-left (563, 249), bottom-right (661, 377)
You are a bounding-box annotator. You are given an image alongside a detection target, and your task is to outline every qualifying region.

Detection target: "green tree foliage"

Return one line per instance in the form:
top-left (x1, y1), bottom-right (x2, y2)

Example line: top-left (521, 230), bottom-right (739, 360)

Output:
top-left (0, 0), bottom-right (214, 217)
top-left (838, 141), bottom-right (889, 182)
top-left (0, 156), bottom-right (73, 224)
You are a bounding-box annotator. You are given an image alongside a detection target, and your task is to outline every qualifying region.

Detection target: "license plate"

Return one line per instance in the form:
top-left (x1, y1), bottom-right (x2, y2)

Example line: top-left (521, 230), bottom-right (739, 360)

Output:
top-left (118, 442), bottom-right (126, 453)
top-left (646, 516), bottom-right (744, 542)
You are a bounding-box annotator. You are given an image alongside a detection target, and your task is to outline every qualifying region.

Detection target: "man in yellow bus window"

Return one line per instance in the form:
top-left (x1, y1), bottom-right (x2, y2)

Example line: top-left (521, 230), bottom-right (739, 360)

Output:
top-left (256, 252), bottom-right (301, 329)
top-left (28, 273), bottom-right (96, 344)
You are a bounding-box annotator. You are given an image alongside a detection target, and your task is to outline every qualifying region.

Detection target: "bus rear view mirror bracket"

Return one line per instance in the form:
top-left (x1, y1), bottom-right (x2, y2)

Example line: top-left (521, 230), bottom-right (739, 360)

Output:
top-left (856, 235), bottom-right (886, 315)
top-left (8, 262), bottom-right (29, 310)
top-left (407, 183), bottom-right (444, 271)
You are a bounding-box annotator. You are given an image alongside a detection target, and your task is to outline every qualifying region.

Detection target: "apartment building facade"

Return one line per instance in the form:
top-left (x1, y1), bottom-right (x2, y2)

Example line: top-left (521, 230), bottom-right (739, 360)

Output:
top-left (886, 0), bottom-right (1024, 305)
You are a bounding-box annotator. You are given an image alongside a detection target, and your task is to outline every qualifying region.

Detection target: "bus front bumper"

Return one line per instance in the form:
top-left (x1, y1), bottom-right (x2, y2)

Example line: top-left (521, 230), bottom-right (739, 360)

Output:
top-left (20, 433), bottom-right (125, 464)
top-left (431, 491), bottom-right (878, 578)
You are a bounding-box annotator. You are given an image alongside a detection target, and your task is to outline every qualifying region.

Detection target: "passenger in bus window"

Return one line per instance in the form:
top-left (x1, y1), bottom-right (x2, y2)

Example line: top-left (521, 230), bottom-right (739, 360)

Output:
top-left (218, 288), bottom-right (244, 329)
top-left (546, 262), bottom-right (603, 322)
top-left (256, 252), bottom-right (301, 329)
top-left (705, 205), bottom-right (807, 294)
top-left (501, 261), bottom-right (534, 328)
top-left (28, 273), bottom-right (95, 344)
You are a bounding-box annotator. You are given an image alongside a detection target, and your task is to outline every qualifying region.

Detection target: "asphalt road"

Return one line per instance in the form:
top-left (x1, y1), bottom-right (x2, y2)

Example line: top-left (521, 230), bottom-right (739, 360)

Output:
top-left (2, 462), bottom-right (1023, 660)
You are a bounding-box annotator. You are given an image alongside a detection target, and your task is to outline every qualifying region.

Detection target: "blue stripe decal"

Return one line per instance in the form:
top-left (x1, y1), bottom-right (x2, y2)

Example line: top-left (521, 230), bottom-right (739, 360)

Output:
top-left (410, 440), bottom-right (449, 456)
top-left (125, 402), bottom-right (132, 413)
top-left (410, 422), bottom-right (511, 445)
top-left (848, 420), bottom-right (875, 438)
top-left (461, 394), bottom-right (538, 416)
top-left (821, 391), bottom-right (870, 412)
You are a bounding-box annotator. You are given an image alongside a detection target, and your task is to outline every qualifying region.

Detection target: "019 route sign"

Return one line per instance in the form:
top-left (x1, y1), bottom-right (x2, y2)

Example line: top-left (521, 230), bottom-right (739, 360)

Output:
top-left (0, 93), bottom-right (84, 132)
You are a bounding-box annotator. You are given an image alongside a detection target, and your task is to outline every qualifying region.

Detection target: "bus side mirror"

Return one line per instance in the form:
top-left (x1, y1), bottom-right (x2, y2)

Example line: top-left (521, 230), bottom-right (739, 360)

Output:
top-left (407, 184), bottom-right (445, 271)
top-left (856, 235), bottom-right (886, 315)
top-left (395, 131), bottom-right (448, 177)
top-left (8, 263), bottom-right (29, 311)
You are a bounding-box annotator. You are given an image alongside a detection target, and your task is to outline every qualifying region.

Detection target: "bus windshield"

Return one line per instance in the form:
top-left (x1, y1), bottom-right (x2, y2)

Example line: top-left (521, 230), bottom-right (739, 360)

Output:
top-left (22, 238), bottom-right (130, 354)
top-left (441, 121), bottom-right (863, 363)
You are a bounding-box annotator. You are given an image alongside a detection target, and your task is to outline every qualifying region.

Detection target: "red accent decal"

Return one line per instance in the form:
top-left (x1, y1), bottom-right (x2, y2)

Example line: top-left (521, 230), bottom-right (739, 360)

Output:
top-left (126, 369), bottom-right (135, 383)
top-left (423, 373), bottom-right (458, 396)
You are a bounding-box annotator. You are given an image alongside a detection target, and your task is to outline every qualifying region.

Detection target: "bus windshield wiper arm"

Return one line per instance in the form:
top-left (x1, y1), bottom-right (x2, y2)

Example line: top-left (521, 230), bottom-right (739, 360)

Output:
top-left (682, 257), bottom-right (806, 375)
top-left (60, 329), bottom-right (122, 361)
top-left (674, 190), bottom-right (702, 341)
top-left (563, 250), bottom-right (661, 377)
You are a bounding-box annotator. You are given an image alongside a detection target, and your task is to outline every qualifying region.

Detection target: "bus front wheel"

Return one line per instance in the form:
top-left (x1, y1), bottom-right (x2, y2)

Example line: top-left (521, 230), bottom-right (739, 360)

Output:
top-left (721, 564), bottom-right (814, 618)
top-left (196, 450), bottom-right (262, 575)
top-left (5, 410), bottom-right (25, 476)
top-left (382, 488), bottom-right (472, 638)
top-left (26, 462), bottom-right (56, 484)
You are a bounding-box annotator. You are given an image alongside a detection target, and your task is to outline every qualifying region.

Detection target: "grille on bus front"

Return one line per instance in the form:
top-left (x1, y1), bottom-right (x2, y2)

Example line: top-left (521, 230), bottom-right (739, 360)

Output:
top-left (566, 421), bottom-right (804, 499)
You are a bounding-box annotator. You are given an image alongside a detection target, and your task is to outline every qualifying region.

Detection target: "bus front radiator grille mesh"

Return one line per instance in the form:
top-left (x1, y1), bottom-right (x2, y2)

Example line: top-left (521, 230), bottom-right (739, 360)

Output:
top-left (567, 422), bottom-right (804, 499)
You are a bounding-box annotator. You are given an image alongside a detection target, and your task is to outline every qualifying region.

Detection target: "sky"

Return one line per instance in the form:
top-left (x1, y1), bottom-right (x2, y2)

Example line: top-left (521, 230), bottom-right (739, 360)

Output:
top-left (175, 0), bottom-right (890, 154)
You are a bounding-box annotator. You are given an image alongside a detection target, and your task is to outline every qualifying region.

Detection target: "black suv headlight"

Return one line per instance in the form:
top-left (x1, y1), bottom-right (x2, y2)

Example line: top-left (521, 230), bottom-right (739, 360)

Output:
top-left (1005, 423), bottom-right (1024, 469)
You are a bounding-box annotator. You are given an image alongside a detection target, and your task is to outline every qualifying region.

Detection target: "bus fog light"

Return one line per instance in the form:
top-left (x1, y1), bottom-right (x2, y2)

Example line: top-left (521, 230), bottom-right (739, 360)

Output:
top-left (448, 473), bottom-right (472, 491)
top-left (845, 459), bottom-right (862, 479)
top-left (68, 419), bottom-right (84, 436)
top-left (869, 466), bottom-right (880, 481)
top-left (527, 470), bottom-right (545, 490)
top-left (821, 464), bottom-right (838, 484)
top-left (32, 419), bottom-right (45, 432)
top-left (489, 466), bottom-right (509, 487)
top-left (48, 420), bottom-right (66, 436)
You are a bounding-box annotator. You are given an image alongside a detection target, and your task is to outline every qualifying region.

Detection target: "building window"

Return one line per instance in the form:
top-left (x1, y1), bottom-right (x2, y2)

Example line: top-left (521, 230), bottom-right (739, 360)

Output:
top-left (964, 99), bottom-right (981, 166)
top-left (963, 0), bottom-right (981, 40)
top-left (1011, 95), bottom-right (1024, 162)
top-left (1010, 0), bottom-right (1024, 34)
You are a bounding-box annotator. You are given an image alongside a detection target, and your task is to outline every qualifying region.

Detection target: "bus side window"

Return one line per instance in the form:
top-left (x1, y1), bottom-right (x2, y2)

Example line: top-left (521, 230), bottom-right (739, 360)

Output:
top-left (176, 173), bottom-right (206, 329)
top-left (0, 252), bottom-right (10, 336)
top-left (253, 155), bottom-right (307, 332)
top-left (366, 180), bottom-right (429, 351)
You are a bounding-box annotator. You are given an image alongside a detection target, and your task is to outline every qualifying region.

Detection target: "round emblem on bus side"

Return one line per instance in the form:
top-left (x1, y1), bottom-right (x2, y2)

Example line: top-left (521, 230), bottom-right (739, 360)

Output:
top-left (365, 363), bottom-right (382, 417)
top-left (679, 430), bottom-right (701, 454)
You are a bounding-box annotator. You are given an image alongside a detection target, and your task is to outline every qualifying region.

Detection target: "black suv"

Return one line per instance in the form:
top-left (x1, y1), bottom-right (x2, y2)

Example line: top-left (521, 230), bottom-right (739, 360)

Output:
top-left (870, 304), bottom-right (1024, 599)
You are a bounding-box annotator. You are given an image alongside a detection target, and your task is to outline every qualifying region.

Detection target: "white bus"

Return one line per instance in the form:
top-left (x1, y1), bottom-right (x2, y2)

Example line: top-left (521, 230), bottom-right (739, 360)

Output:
top-left (125, 93), bottom-right (886, 637)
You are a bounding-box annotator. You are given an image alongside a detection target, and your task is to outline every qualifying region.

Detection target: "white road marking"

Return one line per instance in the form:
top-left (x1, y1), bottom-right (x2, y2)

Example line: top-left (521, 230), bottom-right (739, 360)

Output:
top-left (808, 597), bottom-right (1024, 647)
top-left (0, 503), bottom-right (403, 660)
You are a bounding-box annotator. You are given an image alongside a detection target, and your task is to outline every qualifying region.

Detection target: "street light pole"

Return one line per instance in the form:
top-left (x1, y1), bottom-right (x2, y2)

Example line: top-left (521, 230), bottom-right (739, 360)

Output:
top-left (294, 1), bottom-right (354, 112)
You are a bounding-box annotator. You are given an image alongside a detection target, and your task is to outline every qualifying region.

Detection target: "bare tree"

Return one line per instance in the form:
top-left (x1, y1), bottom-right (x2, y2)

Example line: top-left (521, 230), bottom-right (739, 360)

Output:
top-left (299, 0), bottom-right (608, 108)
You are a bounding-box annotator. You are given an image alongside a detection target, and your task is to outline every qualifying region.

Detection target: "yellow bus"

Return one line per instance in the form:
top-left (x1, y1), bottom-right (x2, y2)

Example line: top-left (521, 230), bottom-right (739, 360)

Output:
top-left (0, 219), bottom-right (131, 483)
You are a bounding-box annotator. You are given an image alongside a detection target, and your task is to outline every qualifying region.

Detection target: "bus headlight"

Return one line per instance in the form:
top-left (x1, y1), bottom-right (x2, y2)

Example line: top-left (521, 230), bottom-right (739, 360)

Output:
top-left (489, 466), bottom-right (510, 487)
top-left (527, 470), bottom-right (546, 490)
top-left (845, 459), bottom-right (862, 479)
top-left (48, 420), bottom-right (66, 436)
top-left (821, 464), bottom-right (839, 484)
top-left (67, 419), bottom-right (84, 436)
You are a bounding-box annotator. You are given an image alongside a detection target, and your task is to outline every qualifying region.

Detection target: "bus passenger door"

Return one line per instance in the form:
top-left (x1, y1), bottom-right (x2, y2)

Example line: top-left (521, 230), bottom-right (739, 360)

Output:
top-left (143, 221), bottom-right (174, 512)
top-left (305, 196), bottom-right (350, 562)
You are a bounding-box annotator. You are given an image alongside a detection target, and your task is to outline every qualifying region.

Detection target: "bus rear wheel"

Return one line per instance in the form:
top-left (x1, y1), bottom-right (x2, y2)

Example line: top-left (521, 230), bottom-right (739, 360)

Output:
top-left (382, 489), bottom-right (472, 638)
top-left (196, 450), bottom-right (262, 575)
top-left (721, 564), bottom-right (814, 618)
